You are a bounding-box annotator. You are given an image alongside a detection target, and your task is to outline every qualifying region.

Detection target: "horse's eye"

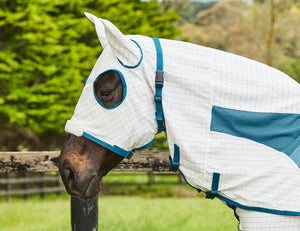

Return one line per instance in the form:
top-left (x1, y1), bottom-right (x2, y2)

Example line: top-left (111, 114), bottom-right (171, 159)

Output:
top-left (93, 70), bottom-right (127, 109)
top-left (99, 89), bottom-right (114, 100)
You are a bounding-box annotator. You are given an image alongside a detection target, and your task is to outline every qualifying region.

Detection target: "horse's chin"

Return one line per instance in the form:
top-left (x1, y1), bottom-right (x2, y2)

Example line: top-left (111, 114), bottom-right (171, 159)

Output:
top-left (66, 176), bottom-right (101, 200)
top-left (81, 177), bottom-right (101, 200)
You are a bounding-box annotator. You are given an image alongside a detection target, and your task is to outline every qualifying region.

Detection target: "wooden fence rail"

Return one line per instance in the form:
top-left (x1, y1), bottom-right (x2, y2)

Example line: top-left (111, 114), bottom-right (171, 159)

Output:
top-left (0, 150), bottom-right (170, 172)
top-left (0, 172), bottom-right (64, 199)
top-left (0, 186), bottom-right (64, 197)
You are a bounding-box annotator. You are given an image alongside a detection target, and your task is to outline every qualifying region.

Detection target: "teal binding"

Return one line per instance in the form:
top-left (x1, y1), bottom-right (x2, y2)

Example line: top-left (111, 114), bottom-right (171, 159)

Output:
top-left (117, 39), bottom-right (143, 69)
top-left (93, 69), bottom-right (127, 109)
top-left (83, 132), bottom-right (132, 158)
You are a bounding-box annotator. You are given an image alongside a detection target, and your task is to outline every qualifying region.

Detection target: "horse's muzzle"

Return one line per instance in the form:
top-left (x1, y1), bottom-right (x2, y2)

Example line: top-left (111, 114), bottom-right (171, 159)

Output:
top-left (59, 160), bottom-right (100, 199)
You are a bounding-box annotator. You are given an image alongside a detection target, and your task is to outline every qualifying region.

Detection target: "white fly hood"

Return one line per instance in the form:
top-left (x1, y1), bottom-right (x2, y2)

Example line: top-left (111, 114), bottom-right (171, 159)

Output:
top-left (65, 13), bottom-right (158, 158)
top-left (66, 13), bottom-right (300, 216)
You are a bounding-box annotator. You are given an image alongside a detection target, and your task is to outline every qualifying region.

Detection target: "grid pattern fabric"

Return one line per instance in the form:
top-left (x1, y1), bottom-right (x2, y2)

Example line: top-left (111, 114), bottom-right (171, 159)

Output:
top-left (66, 14), bottom-right (300, 217)
top-left (237, 208), bottom-right (300, 231)
top-left (159, 38), bottom-right (300, 215)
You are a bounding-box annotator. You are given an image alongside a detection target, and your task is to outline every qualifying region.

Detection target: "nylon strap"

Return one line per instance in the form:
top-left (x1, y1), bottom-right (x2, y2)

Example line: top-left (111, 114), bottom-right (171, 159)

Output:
top-left (206, 172), bottom-right (221, 199)
top-left (169, 144), bottom-right (180, 172)
top-left (152, 38), bottom-right (165, 133)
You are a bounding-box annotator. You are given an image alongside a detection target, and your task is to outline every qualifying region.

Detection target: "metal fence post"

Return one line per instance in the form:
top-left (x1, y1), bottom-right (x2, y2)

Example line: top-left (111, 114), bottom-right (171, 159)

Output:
top-left (71, 195), bottom-right (98, 231)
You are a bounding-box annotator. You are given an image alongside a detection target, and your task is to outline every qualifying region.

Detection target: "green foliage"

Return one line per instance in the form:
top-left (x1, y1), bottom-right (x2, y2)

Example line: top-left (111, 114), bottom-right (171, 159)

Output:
top-left (179, 1), bottom-right (218, 22)
top-left (278, 58), bottom-right (300, 83)
top-left (151, 132), bottom-right (169, 150)
top-left (0, 0), bottom-right (179, 134)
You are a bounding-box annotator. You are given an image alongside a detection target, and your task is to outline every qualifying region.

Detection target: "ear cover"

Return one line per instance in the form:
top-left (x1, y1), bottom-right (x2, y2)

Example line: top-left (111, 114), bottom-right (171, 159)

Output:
top-left (84, 12), bottom-right (108, 48)
top-left (100, 18), bottom-right (142, 68)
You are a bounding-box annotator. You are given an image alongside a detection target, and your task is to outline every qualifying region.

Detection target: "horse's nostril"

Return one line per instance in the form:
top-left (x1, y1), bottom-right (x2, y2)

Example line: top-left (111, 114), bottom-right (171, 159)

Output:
top-left (65, 166), bottom-right (77, 187)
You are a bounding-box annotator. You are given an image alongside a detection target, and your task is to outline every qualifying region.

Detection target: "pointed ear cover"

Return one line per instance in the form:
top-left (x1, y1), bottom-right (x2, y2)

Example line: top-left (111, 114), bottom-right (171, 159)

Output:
top-left (100, 19), bottom-right (143, 68)
top-left (84, 12), bottom-right (108, 48)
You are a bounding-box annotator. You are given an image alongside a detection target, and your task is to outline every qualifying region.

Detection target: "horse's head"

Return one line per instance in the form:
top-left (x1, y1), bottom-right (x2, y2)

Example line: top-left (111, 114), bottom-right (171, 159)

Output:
top-left (59, 13), bottom-right (157, 199)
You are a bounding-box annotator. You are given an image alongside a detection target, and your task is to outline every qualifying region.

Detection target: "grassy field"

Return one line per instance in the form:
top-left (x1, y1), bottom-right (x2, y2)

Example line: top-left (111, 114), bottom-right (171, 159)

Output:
top-left (0, 196), bottom-right (238, 231)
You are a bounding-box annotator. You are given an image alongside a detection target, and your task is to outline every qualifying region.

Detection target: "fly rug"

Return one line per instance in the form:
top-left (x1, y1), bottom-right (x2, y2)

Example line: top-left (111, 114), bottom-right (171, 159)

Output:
top-left (65, 12), bottom-right (300, 231)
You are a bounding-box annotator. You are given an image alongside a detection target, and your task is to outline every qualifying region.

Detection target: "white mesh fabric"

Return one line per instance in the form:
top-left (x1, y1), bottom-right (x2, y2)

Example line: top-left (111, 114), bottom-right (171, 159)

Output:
top-left (66, 14), bottom-right (300, 216)
top-left (236, 208), bottom-right (300, 230)
top-left (159, 38), bottom-right (300, 215)
top-left (65, 36), bottom-right (157, 153)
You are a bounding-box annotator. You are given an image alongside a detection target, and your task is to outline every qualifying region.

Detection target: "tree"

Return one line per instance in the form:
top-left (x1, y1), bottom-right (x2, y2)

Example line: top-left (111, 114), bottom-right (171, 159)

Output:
top-left (178, 0), bottom-right (300, 82)
top-left (162, 0), bottom-right (217, 23)
top-left (266, 0), bottom-right (276, 66)
top-left (0, 0), bottom-right (179, 150)
top-left (178, 0), bottom-right (250, 50)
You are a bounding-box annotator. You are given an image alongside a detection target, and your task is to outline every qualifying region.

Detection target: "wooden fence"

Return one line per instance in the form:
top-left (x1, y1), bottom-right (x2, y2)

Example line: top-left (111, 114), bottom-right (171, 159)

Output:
top-left (0, 171), bottom-right (183, 200)
top-left (0, 172), bottom-right (64, 200)
top-left (0, 150), bottom-right (170, 172)
top-left (0, 150), bottom-right (171, 231)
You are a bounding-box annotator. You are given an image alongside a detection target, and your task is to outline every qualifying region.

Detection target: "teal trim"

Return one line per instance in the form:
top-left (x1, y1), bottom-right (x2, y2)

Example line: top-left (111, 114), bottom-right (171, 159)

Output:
top-left (93, 69), bottom-right (127, 110)
top-left (211, 172), bottom-right (220, 194)
top-left (169, 144), bottom-right (180, 172)
top-left (82, 132), bottom-right (153, 159)
top-left (82, 132), bottom-right (132, 159)
top-left (179, 167), bottom-right (300, 216)
top-left (173, 144), bottom-right (180, 165)
top-left (133, 139), bottom-right (154, 151)
top-left (211, 106), bottom-right (300, 167)
top-left (152, 38), bottom-right (165, 133)
top-left (117, 40), bottom-right (143, 69)
top-left (217, 194), bottom-right (300, 216)
top-left (178, 169), bottom-right (202, 193)
top-left (84, 76), bottom-right (89, 86)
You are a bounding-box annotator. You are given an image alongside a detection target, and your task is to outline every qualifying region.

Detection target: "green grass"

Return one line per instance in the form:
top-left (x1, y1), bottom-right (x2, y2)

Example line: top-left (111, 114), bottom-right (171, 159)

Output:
top-left (100, 172), bottom-right (198, 197)
top-left (0, 196), bottom-right (237, 231)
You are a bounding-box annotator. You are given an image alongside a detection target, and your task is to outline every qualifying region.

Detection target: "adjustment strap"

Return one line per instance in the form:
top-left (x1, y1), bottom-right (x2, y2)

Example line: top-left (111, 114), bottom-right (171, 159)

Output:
top-left (169, 144), bottom-right (180, 172)
top-left (206, 172), bottom-right (221, 199)
top-left (152, 38), bottom-right (165, 133)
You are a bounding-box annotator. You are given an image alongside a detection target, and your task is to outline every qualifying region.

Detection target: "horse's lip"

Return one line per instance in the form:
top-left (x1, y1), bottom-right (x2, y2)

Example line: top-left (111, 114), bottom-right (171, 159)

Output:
top-left (66, 188), bottom-right (82, 198)
top-left (82, 174), bottom-right (98, 198)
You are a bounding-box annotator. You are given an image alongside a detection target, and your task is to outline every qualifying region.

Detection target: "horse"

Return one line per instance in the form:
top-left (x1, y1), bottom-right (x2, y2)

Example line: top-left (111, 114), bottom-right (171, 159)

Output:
top-left (59, 12), bottom-right (300, 230)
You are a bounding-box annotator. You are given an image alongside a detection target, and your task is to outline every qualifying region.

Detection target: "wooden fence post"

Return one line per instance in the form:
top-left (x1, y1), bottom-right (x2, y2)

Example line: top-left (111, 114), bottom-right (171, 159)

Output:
top-left (56, 172), bottom-right (61, 196)
top-left (148, 172), bottom-right (154, 185)
top-left (5, 172), bottom-right (10, 201)
top-left (23, 171), bottom-right (28, 200)
top-left (40, 172), bottom-right (45, 199)
top-left (71, 195), bottom-right (99, 231)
